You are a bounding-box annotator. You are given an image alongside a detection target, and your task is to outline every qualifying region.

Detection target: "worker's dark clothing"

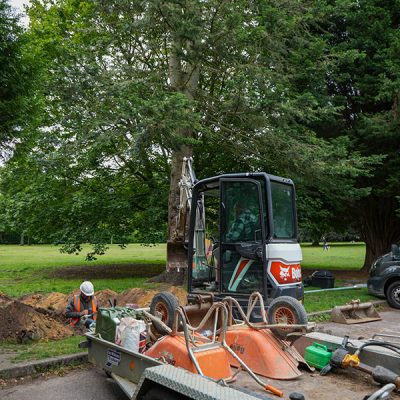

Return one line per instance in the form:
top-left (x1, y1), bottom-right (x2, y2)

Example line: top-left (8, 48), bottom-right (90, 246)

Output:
top-left (66, 294), bottom-right (98, 328)
top-left (226, 209), bottom-right (258, 242)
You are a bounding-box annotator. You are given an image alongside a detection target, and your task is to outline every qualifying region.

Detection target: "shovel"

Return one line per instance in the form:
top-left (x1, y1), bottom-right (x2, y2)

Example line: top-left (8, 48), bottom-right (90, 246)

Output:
top-left (331, 299), bottom-right (381, 324)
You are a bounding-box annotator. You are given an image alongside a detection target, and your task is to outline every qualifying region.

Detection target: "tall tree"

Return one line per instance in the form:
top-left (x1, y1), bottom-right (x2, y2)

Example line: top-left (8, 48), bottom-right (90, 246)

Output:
top-left (313, 0), bottom-right (400, 270)
top-left (0, 0), bottom-right (33, 154)
top-left (1, 0), bottom-right (375, 270)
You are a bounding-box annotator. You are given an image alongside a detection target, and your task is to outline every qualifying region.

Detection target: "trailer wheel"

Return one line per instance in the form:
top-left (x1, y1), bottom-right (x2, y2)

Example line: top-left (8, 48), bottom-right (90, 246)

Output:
top-left (142, 386), bottom-right (183, 400)
top-left (150, 291), bottom-right (179, 335)
top-left (386, 281), bottom-right (400, 309)
top-left (267, 296), bottom-right (307, 340)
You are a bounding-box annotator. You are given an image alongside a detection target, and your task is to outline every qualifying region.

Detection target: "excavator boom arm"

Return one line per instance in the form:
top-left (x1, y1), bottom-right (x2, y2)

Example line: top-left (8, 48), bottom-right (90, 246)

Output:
top-left (167, 157), bottom-right (200, 271)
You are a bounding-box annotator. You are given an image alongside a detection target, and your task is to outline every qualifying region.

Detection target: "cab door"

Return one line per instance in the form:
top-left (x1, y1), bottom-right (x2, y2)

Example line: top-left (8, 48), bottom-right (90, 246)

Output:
top-left (219, 178), bottom-right (266, 294)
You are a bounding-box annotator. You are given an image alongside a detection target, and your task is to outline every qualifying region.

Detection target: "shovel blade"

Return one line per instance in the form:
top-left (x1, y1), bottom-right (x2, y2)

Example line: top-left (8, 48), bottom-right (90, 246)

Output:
top-left (331, 302), bottom-right (382, 324)
top-left (167, 240), bottom-right (188, 271)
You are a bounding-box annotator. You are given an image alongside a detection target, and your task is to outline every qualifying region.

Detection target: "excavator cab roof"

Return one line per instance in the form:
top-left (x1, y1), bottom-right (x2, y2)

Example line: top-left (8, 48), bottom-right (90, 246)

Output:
top-left (193, 172), bottom-right (294, 192)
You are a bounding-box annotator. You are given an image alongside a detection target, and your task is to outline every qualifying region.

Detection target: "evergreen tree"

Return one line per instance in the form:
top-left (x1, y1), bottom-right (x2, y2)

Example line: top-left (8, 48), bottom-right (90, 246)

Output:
top-left (0, 0), bottom-right (33, 154)
top-left (0, 0), bottom-right (376, 268)
top-left (314, 0), bottom-right (400, 269)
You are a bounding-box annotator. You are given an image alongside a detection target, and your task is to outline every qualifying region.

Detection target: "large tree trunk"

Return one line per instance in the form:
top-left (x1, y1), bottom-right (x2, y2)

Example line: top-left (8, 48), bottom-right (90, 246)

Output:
top-left (164, 40), bottom-right (200, 285)
top-left (359, 196), bottom-right (400, 273)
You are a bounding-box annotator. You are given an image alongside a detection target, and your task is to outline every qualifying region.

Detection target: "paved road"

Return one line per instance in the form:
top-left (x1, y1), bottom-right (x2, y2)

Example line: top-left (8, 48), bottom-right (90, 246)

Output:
top-left (317, 309), bottom-right (400, 338)
top-left (1, 368), bottom-right (126, 400)
top-left (2, 310), bottom-right (400, 400)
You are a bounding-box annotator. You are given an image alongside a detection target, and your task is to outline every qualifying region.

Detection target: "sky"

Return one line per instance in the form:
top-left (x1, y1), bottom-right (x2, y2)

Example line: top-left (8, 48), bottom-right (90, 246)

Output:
top-left (8, 0), bottom-right (30, 25)
top-left (8, 0), bottom-right (28, 12)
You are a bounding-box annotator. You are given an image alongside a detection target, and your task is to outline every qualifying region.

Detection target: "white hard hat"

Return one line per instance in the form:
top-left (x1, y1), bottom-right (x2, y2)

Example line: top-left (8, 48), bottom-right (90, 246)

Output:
top-left (80, 281), bottom-right (94, 296)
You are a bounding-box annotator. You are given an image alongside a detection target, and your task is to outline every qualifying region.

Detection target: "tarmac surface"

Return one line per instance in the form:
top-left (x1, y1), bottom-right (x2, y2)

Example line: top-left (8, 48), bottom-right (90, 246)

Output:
top-left (1, 309), bottom-right (400, 400)
top-left (2, 362), bottom-right (399, 400)
top-left (315, 309), bottom-right (400, 340)
top-left (1, 368), bottom-right (126, 400)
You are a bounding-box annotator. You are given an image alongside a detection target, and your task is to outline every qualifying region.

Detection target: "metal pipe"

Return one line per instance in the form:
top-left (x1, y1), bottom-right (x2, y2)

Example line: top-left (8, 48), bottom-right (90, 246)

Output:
top-left (172, 302), bottom-right (225, 334)
top-left (212, 307), bottom-right (219, 342)
top-left (218, 304), bottom-right (283, 397)
top-left (175, 308), bottom-right (204, 376)
top-left (372, 333), bottom-right (400, 345)
top-left (305, 284), bottom-right (367, 294)
top-left (246, 292), bottom-right (265, 321)
top-left (222, 295), bottom-right (309, 331)
top-left (142, 310), bottom-right (172, 334)
top-left (366, 383), bottom-right (395, 400)
top-left (169, 300), bottom-right (284, 396)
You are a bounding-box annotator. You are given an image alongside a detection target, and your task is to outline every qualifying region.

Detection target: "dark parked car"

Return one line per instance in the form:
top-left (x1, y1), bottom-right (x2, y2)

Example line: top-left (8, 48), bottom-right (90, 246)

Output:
top-left (368, 244), bottom-right (400, 309)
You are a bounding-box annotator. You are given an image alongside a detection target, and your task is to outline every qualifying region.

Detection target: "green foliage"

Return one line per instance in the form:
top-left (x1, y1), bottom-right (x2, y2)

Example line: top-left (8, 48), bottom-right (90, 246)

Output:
top-left (309, 0), bottom-right (400, 265)
top-left (0, 0), bottom-right (385, 258)
top-left (0, 0), bottom-right (34, 153)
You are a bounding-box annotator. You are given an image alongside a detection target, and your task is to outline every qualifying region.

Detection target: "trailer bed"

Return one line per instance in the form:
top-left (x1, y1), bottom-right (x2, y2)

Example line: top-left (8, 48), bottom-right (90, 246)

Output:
top-left (86, 332), bottom-right (400, 400)
top-left (85, 332), bottom-right (272, 400)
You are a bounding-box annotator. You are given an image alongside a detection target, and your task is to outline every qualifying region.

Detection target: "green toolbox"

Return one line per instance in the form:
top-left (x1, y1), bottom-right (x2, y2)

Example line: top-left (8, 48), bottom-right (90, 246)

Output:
top-left (304, 342), bottom-right (332, 370)
top-left (95, 307), bottom-right (137, 343)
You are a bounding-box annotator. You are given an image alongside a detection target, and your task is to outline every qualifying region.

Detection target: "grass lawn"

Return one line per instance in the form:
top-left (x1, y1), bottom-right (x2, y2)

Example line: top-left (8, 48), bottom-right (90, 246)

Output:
top-left (0, 244), bottom-right (166, 297)
top-left (0, 242), bottom-right (370, 309)
top-left (304, 288), bottom-right (376, 313)
top-left (0, 336), bottom-right (84, 363)
top-left (301, 242), bottom-right (365, 270)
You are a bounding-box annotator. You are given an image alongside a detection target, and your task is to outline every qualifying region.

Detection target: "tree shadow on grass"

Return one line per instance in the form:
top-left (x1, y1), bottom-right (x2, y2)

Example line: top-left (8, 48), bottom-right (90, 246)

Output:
top-left (47, 264), bottom-right (165, 279)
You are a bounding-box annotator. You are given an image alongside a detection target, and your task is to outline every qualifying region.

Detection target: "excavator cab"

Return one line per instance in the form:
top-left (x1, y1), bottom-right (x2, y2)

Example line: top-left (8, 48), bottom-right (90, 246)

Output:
top-left (187, 173), bottom-right (304, 319)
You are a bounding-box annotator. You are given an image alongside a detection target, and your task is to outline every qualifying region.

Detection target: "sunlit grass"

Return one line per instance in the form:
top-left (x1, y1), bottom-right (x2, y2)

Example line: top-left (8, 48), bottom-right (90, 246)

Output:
top-left (0, 244), bottom-right (165, 297)
top-left (304, 288), bottom-right (375, 313)
top-left (301, 242), bottom-right (365, 270)
top-left (0, 242), bottom-right (367, 297)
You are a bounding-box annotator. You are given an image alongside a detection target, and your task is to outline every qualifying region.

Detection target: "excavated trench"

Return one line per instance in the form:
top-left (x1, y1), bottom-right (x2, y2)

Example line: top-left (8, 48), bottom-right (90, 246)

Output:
top-left (0, 286), bottom-right (187, 343)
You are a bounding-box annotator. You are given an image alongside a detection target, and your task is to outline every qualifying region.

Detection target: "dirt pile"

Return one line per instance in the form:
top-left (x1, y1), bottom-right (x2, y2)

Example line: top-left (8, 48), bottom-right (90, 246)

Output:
top-left (0, 299), bottom-right (73, 342)
top-left (94, 289), bottom-right (118, 307)
top-left (19, 286), bottom-right (187, 312)
top-left (20, 289), bottom-right (119, 314)
top-left (0, 292), bottom-right (13, 306)
top-left (167, 286), bottom-right (188, 306)
top-left (116, 286), bottom-right (187, 307)
top-left (3, 286), bottom-right (187, 343)
top-left (20, 292), bottom-right (69, 314)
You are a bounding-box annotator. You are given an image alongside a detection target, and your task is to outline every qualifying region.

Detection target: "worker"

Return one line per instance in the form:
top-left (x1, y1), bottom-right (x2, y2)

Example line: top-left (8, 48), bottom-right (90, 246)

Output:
top-left (66, 281), bottom-right (98, 328)
top-left (226, 200), bottom-right (259, 242)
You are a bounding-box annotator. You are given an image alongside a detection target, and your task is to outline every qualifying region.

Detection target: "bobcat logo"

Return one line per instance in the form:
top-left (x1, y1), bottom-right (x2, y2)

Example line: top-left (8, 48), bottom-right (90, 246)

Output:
top-left (279, 266), bottom-right (290, 281)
